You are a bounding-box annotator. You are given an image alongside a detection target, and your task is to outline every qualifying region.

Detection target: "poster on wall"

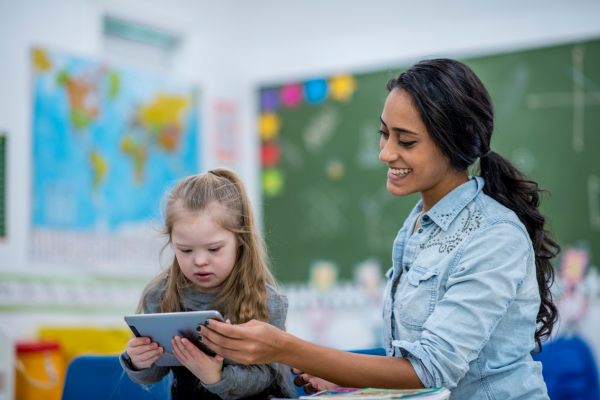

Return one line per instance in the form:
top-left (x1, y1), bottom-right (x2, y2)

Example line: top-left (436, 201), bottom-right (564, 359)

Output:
top-left (30, 47), bottom-right (199, 272)
top-left (213, 100), bottom-right (239, 164)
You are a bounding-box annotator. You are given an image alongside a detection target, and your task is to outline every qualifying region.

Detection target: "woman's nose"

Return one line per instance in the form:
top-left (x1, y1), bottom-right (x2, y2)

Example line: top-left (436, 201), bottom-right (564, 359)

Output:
top-left (379, 141), bottom-right (398, 163)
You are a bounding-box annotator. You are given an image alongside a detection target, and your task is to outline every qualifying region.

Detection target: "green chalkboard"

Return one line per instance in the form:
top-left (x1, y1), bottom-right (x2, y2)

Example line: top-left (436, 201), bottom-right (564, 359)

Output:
top-left (259, 39), bottom-right (600, 283)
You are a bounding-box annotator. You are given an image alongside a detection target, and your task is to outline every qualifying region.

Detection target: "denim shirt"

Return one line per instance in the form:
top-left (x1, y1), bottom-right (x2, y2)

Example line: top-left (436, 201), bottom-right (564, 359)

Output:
top-left (382, 177), bottom-right (549, 400)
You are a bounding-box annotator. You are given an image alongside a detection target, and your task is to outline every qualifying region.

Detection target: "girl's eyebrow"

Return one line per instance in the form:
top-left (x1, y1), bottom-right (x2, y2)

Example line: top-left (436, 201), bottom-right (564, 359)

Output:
top-left (380, 116), bottom-right (418, 135)
top-left (174, 240), bottom-right (225, 247)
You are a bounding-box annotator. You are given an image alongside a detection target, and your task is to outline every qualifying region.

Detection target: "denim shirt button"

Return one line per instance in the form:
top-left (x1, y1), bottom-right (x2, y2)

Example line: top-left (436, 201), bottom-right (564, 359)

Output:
top-left (423, 216), bottom-right (429, 222)
top-left (418, 228), bottom-right (423, 234)
top-left (405, 265), bottom-right (410, 272)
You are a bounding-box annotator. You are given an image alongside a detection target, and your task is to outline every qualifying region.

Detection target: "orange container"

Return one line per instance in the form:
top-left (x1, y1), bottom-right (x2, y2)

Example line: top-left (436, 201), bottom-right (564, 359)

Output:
top-left (15, 341), bottom-right (65, 400)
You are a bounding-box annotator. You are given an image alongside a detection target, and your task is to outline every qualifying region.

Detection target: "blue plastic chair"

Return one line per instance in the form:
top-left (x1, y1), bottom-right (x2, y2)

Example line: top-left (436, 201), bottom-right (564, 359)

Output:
top-left (532, 336), bottom-right (600, 400)
top-left (293, 347), bottom-right (386, 398)
top-left (62, 355), bottom-right (172, 400)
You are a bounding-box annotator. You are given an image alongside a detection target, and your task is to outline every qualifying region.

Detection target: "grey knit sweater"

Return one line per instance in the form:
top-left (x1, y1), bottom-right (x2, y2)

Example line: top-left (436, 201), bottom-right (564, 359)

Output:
top-left (120, 279), bottom-right (288, 400)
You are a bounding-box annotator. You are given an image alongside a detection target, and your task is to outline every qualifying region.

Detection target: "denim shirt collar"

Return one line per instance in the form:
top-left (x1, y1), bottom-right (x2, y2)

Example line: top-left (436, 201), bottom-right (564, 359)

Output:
top-left (422, 176), bottom-right (485, 231)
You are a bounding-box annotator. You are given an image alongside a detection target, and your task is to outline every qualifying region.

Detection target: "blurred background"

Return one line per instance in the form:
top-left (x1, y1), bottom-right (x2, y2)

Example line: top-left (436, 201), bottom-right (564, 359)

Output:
top-left (0, 0), bottom-right (599, 398)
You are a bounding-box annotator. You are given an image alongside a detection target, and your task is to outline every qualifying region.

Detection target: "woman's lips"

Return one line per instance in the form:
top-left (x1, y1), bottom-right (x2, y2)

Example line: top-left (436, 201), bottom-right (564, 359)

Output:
top-left (387, 168), bottom-right (411, 181)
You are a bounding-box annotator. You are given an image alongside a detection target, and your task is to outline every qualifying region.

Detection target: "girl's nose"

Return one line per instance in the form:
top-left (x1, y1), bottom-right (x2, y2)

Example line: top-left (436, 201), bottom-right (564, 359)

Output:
top-left (193, 254), bottom-right (209, 266)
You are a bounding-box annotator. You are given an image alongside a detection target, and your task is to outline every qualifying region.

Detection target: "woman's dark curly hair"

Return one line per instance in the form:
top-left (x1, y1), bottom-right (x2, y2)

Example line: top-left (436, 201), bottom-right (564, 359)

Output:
top-left (387, 59), bottom-right (559, 351)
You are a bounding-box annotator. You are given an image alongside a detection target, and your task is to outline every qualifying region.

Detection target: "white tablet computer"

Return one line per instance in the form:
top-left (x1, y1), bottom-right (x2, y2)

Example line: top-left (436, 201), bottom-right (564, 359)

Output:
top-left (124, 310), bottom-right (237, 366)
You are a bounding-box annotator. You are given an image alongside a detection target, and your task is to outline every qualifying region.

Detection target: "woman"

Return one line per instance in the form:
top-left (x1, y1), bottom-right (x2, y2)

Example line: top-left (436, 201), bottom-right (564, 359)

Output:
top-left (201, 59), bottom-right (559, 400)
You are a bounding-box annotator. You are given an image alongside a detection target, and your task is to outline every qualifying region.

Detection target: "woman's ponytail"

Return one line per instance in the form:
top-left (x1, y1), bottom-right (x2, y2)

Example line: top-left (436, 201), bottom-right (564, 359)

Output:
top-left (479, 152), bottom-right (560, 350)
top-left (388, 59), bottom-right (560, 351)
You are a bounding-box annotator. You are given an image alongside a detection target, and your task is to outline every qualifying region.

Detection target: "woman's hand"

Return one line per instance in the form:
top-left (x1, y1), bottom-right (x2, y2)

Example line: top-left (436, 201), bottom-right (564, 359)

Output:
top-left (200, 319), bottom-right (289, 365)
top-left (126, 337), bottom-right (164, 371)
top-left (292, 368), bottom-right (340, 394)
top-left (171, 335), bottom-right (224, 385)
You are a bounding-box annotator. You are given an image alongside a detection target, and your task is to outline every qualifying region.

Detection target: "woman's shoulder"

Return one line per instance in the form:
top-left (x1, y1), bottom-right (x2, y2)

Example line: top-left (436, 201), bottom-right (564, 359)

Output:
top-left (473, 192), bottom-right (531, 243)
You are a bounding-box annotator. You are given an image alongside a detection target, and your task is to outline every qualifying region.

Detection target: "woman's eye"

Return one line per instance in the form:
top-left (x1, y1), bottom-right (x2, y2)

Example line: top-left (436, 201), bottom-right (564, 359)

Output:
top-left (378, 130), bottom-right (389, 138)
top-left (399, 140), bottom-right (417, 147)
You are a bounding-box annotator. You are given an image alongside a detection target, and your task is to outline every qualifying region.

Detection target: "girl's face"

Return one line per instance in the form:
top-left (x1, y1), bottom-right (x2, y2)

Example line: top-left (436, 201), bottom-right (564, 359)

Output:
top-left (379, 89), bottom-right (456, 200)
top-left (171, 202), bottom-right (238, 293)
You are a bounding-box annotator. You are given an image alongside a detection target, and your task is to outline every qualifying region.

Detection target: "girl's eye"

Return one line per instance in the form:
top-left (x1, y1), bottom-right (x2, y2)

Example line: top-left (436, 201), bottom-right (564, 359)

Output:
top-left (399, 140), bottom-right (417, 147)
top-left (209, 248), bottom-right (221, 253)
top-left (181, 249), bottom-right (192, 253)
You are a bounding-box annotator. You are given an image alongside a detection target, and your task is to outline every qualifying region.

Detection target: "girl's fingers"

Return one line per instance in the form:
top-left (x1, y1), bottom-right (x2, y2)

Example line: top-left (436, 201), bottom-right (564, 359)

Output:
top-left (129, 337), bottom-right (152, 347)
top-left (181, 338), bottom-right (204, 359)
top-left (172, 337), bottom-right (189, 361)
top-left (128, 341), bottom-right (159, 356)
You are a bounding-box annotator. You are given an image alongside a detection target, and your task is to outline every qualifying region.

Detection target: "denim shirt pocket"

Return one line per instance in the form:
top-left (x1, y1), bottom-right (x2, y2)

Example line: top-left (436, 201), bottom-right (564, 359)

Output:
top-left (398, 267), bottom-right (440, 330)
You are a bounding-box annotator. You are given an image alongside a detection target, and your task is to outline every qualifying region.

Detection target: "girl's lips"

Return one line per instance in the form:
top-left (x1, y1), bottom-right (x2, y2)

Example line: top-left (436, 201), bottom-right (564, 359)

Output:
top-left (195, 273), bottom-right (213, 281)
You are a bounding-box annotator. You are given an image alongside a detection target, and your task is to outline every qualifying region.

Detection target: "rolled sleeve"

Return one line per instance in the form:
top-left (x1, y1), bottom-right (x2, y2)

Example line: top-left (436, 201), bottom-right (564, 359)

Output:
top-left (393, 223), bottom-right (530, 389)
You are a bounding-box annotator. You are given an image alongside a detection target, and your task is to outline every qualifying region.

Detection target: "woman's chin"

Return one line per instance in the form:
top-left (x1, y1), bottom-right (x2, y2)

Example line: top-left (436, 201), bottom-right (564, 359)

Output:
top-left (386, 180), bottom-right (414, 197)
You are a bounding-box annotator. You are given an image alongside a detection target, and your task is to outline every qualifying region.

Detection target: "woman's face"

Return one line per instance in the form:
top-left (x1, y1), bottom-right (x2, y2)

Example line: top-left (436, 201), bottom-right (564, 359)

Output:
top-left (379, 89), bottom-right (455, 199)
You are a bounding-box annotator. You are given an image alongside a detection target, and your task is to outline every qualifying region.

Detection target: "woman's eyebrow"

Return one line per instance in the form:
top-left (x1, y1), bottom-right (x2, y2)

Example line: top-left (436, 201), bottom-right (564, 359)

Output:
top-left (380, 116), bottom-right (418, 135)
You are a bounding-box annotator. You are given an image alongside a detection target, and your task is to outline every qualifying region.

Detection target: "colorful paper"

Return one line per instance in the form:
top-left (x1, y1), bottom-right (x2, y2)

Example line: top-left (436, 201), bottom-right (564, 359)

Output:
top-left (281, 83), bottom-right (304, 108)
top-left (261, 89), bottom-right (279, 111)
top-left (262, 168), bottom-right (285, 198)
top-left (329, 75), bottom-right (358, 102)
top-left (261, 142), bottom-right (281, 167)
top-left (259, 112), bottom-right (281, 141)
top-left (305, 79), bottom-right (328, 103)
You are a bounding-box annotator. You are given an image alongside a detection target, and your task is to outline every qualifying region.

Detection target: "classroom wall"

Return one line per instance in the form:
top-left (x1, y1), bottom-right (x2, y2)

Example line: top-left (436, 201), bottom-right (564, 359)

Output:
top-left (1, 0), bottom-right (600, 396)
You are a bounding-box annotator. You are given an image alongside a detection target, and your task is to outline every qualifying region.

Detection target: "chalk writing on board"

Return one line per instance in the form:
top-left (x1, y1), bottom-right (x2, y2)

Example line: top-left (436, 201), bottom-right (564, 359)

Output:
top-left (299, 187), bottom-right (348, 241)
top-left (361, 185), bottom-right (395, 253)
top-left (526, 44), bottom-right (600, 153)
top-left (356, 122), bottom-right (382, 170)
top-left (302, 105), bottom-right (340, 154)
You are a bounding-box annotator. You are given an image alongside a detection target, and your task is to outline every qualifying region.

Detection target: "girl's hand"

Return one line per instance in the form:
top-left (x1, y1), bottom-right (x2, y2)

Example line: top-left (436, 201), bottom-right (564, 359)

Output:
top-left (200, 319), bottom-right (289, 365)
top-left (171, 335), bottom-right (224, 385)
top-left (126, 337), bottom-right (164, 371)
top-left (292, 368), bottom-right (340, 394)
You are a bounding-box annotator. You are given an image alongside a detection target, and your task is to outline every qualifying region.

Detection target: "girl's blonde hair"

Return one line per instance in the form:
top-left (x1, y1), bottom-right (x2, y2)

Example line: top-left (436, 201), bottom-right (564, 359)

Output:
top-left (137, 167), bottom-right (279, 324)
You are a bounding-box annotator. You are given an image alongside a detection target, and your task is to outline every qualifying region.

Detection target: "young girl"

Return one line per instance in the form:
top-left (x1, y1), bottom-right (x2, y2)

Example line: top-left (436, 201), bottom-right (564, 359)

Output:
top-left (119, 168), bottom-right (292, 400)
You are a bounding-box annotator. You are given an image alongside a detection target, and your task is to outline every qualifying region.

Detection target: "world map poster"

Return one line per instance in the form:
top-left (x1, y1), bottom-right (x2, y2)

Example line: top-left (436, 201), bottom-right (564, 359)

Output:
top-left (31, 47), bottom-right (199, 271)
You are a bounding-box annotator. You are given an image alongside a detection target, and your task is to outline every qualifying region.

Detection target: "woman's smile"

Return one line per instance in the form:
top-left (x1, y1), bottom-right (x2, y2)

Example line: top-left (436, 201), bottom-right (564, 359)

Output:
top-left (387, 167), bottom-right (412, 182)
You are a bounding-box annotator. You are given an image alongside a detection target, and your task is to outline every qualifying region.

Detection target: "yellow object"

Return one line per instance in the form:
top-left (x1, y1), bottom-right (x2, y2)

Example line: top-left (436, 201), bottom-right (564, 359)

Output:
top-left (259, 113), bottom-right (281, 141)
top-left (39, 327), bottom-right (132, 365)
top-left (15, 342), bottom-right (64, 400)
top-left (32, 47), bottom-right (52, 72)
top-left (329, 75), bottom-right (358, 102)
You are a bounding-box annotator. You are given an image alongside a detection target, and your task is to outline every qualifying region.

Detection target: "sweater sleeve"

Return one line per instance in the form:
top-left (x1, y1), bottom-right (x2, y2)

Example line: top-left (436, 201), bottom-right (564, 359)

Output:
top-left (202, 286), bottom-right (289, 400)
top-left (120, 279), bottom-right (171, 385)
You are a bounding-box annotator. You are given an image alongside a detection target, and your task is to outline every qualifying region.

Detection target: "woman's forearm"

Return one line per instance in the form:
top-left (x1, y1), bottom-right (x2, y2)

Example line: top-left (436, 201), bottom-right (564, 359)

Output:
top-left (202, 320), bottom-right (423, 389)
top-left (278, 333), bottom-right (424, 389)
